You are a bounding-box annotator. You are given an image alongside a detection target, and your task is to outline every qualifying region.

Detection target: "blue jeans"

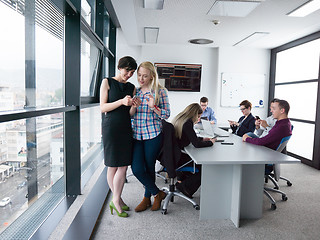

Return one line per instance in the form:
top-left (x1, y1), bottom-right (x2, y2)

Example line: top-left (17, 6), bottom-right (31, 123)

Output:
top-left (131, 133), bottom-right (162, 198)
top-left (246, 132), bottom-right (259, 138)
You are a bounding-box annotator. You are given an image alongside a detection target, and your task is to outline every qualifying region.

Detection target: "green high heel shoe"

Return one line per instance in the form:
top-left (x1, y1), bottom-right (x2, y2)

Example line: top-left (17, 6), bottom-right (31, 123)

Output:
top-left (121, 205), bottom-right (130, 211)
top-left (109, 201), bottom-right (128, 217)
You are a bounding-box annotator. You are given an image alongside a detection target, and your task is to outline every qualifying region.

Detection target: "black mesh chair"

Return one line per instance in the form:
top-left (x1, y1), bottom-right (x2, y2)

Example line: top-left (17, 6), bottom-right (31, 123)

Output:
top-left (158, 120), bottom-right (200, 215)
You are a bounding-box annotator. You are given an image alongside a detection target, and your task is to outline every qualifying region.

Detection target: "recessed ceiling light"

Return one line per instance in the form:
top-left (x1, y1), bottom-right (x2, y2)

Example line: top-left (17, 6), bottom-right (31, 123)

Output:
top-left (143, 0), bottom-right (164, 10)
top-left (287, 0), bottom-right (320, 17)
top-left (233, 32), bottom-right (269, 46)
top-left (189, 39), bottom-right (214, 44)
top-left (207, 0), bottom-right (264, 17)
top-left (144, 27), bottom-right (159, 43)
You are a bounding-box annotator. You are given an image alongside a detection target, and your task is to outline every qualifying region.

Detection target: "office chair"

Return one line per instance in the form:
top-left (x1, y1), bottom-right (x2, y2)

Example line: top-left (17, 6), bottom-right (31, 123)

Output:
top-left (158, 120), bottom-right (200, 215)
top-left (264, 135), bottom-right (291, 210)
top-left (265, 125), bottom-right (294, 189)
top-left (267, 126), bottom-right (294, 189)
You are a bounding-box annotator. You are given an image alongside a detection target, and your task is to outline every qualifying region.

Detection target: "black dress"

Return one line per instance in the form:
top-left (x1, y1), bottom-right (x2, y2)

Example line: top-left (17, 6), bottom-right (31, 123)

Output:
top-left (102, 78), bottom-right (135, 167)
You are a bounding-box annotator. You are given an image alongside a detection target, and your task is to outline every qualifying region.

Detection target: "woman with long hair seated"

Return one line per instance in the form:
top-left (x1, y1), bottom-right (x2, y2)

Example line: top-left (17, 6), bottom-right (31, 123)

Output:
top-left (171, 103), bottom-right (215, 198)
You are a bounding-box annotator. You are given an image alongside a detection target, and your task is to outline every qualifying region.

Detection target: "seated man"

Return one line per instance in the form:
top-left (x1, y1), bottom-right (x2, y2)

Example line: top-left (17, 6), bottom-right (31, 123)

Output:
top-left (246, 98), bottom-right (279, 139)
top-left (199, 96), bottom-right (217, 124)
top-left (242, 99), bottom-right (292, 150)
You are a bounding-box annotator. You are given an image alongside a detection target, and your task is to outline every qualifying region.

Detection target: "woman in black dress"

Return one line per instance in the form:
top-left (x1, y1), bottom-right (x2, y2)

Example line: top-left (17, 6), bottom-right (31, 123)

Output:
top-left (100, 56), bottom-right (140, 217)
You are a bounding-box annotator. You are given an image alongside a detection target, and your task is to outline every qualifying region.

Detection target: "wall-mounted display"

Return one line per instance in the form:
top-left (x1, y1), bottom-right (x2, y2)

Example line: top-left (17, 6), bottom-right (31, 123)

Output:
top-left (154, 63), bottom-right (202, 92)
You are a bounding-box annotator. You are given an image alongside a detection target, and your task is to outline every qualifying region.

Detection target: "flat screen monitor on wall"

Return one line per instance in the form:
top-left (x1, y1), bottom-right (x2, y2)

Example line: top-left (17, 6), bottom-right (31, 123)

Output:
top-left (154, 63), bottom-right (202, 92)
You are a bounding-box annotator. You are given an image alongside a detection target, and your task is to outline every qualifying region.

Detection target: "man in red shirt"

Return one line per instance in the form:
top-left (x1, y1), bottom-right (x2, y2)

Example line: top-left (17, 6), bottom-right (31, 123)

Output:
top-left (242, 99), bottom-right (292, 150)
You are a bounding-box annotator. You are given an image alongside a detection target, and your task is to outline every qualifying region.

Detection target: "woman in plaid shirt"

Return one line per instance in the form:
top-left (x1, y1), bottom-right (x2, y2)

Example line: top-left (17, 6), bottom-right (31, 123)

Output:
top-left (130, 61), bottom-right (170, 212)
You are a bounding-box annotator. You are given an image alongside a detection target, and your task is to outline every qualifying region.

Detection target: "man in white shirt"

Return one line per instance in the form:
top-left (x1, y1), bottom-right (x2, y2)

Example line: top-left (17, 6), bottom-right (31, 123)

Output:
top-left (246, 98), bottom-right (279, 138)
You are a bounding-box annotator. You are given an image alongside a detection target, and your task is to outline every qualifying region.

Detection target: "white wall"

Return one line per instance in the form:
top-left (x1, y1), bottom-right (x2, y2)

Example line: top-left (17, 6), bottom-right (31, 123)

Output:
top-left (116, 29), bottom-right (270, 124)
top-left (217, 47), bottom-right (271, 125)
top-left (138, 45), bottom-right (218, 121)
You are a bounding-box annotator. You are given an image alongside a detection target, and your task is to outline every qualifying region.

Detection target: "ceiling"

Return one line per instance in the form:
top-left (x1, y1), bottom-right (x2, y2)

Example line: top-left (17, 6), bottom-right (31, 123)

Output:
top-left (111, 0), bottom-right (320, 49)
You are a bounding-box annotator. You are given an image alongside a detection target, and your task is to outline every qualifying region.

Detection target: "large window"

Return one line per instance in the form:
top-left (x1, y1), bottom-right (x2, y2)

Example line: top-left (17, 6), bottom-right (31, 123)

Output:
top-left (275, 39), bottom-right (320, 83)
top-left (0, 0), bottom-right (116, 238)
top-left (0, 0), bottom-right (65, 236)
top-left (0, 4), bottom-right (25, 111)
top-left (36, 25), bottom-right (64, 107)
top-left (81, 32), bottom-right (101, 97)
top-left (81, 0), bottom-right (95, 29)
top-left (0, 0), bottom-right (64, 112)
top-left (270, 33), bottom-right (320, 168)
top-left (0, 114), bottom-right (64, 234)
top-left (80, 106), bottom-right (102, 172)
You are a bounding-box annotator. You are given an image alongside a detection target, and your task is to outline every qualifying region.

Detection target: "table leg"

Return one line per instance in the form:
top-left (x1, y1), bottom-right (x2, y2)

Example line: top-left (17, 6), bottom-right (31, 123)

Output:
top-left (240, 164), bottom-right (264, 219)
top-left (199, 164), bottom-right (264, 227)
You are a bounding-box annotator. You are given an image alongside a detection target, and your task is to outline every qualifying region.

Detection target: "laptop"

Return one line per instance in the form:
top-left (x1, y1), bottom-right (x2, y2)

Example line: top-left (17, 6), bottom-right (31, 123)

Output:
top-left (200, 119), bottom-right (230, 138)
top-left (199, 119), bottom-right (217, 138)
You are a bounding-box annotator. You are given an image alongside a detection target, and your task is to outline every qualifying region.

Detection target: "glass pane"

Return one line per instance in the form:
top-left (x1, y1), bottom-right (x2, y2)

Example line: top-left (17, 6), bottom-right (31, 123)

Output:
top-left (274, 82), bottom-right (318, 121)
top-left (0, 113), bottom-right (65, 234)
top-left (0, 1), bottom-right (64, 111)
top-left (275, 39), bottom-right (320, 83)
top-left (81, 32), bottom-right (100, 97)
top-left (0, 3), bottom-right (25, 112)
top-left (103, 8), bottom-right (110, 48)
top-left (81, 0), bottom-right (95, 29)
top-left (36, 25), bottom-right (64, 107)
top-left (287, 121), bottom-right (314, 160)
top-left (104, 57), bottom-right (109, 78)
top-left (80, 106), bottom-right (102, 172)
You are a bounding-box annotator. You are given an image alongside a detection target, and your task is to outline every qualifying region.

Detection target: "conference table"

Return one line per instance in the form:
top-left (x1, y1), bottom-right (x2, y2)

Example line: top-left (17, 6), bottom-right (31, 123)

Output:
top-left (184, 127), bottom-right (300, 227)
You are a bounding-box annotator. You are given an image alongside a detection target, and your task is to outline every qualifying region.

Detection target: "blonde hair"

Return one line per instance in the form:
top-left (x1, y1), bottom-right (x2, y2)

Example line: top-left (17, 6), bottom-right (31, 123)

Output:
top-left (138, 61), bottom-right (165, 105)
top-left (172, 103), bottom-right (203, 139)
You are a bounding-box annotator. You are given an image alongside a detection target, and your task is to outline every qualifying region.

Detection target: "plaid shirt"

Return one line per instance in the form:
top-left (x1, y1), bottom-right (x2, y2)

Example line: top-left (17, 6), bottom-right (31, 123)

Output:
top-left (133, 88), bottom-right (170, 140)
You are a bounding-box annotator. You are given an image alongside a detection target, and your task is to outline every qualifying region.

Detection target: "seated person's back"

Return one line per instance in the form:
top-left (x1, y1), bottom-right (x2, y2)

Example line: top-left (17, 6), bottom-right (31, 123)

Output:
top-left (178, 118), bottom-right (214, 149)
top-left (171, 103), bottom-right (215, 198)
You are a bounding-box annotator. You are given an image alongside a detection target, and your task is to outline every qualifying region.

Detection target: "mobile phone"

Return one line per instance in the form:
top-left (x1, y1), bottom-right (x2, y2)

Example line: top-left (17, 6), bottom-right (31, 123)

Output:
top-left (255, 116), bottom-right (260, 120)
top-left (221, 142), bottom-right (234, 145)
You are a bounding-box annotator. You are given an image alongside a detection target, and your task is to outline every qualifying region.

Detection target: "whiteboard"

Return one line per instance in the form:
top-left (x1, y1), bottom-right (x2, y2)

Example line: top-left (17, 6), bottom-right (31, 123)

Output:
top-left (220, 72), bottom-right (265, 108)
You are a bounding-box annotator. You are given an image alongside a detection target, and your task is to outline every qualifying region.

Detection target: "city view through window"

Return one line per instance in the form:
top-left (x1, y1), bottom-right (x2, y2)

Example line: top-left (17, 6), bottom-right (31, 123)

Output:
top-left (0, 2), bottom-right (103, 233)
top-left (0, 1), bottom-right (65, 233)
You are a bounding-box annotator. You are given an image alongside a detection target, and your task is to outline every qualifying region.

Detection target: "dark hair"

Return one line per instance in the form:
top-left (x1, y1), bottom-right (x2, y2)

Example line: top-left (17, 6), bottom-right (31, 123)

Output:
top-left (239, 100), bottom-right (252, 109)
top-left (117, 56), bottom-right (137, 71)
top-left (277, 99), bottom-right (290, 114)
top-left (200, 97), bottom-right (209, 103)
top-left (271, 98), bottom-right (280, 103)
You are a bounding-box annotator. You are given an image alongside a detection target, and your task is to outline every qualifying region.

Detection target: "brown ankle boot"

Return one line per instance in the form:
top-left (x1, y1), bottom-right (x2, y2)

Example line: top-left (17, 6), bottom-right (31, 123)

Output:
top-left (135, 197), bottom-right (151, 212)
top-left (151, 190), bottom-right (167, 211)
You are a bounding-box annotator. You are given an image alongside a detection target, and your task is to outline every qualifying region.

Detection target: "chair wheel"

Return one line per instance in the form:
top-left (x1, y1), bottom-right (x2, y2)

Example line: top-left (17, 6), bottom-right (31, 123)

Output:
top-left (194, 205), bottom-right (200, 210)
top-left (282, 195), bottom-right (288, 201)
top-left (271, 204), bottom-right (277, 210)
top-left (287, 182), bottom-right (292, 186)
top-left (162, 209), bottom-right (167, 215)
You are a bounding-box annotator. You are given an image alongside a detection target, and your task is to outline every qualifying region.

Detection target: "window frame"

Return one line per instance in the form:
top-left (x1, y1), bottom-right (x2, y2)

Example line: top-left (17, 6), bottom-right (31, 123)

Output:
top-left (0, 0), bottom-right (118, 238)
top-left (269, 31), bottom-right (320, 169)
